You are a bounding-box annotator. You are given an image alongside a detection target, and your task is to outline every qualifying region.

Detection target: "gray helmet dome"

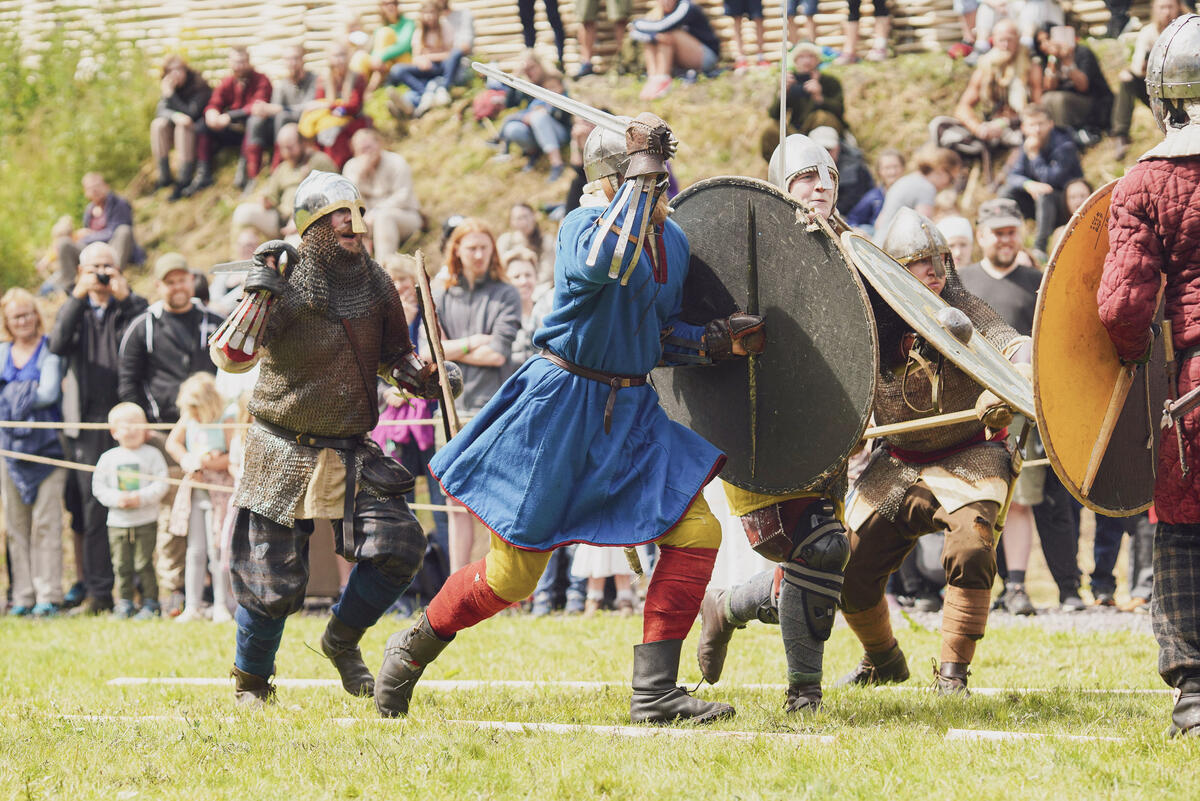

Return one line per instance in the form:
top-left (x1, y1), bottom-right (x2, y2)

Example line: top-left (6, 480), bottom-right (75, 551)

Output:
top-left (767, 133), bottom-right (839, 204)
top-left (882, 207), bottom-right (952, 268)
top-left (294, 170), bottom-right (366, 236)
top-left (1147, 14), bottom-right (1200, 133)
top-left (583, 127), bottom-right (631, 184)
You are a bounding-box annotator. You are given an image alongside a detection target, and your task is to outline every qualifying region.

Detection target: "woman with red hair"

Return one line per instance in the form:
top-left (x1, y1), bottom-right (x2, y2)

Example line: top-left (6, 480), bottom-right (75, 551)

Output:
top-left (431, 219), bottom-right (522, 571)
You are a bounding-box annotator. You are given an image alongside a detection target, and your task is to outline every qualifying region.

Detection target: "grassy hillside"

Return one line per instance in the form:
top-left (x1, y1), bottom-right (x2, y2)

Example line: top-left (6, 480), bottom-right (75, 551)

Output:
top-left (11, 37), bottom-right (1158, 290)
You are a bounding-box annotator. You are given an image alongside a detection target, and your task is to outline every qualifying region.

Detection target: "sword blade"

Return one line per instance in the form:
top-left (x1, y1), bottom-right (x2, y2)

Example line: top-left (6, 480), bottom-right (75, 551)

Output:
top-left (471, 62), bottom-right (628, 136)
top-left (212, 259), bottom-right (255, 275)
top-left (746, 198), bottom-right (760, 478)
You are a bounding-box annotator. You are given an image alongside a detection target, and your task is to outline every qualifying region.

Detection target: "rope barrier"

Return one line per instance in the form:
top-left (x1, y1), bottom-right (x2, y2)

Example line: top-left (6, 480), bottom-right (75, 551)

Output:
top-left (0, 418), bottom-right (458, 431)
top-left (0, 447), bottom-right (462, 514)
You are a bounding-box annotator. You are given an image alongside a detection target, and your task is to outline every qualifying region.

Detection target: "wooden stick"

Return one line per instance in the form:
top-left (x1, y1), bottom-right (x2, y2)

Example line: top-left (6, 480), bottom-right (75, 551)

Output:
top-left (415, 250), bottom-right (462, 437)
top-left (1081, 365), bottom-right (1137, 498)
top-left (863, 409), bottom-right (977, 439)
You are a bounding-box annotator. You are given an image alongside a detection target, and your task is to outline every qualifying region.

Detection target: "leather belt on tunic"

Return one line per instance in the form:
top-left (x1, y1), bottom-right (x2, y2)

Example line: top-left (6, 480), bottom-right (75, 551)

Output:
top-left (254, 419), bottom-right (360, 553)
top-left (539, 349), bottom-right (648, 435)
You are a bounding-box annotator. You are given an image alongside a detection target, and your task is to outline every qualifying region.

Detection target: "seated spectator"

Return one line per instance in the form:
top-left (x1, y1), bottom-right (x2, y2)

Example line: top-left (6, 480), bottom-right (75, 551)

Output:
top-left (342, 129), bottom-right (423, 259)
top-left (937, 214), bottom-right (976, 267)
top-left (55, 173), bottom-right (145, 292)
top-left (198, 46), bottom-right (273, 195)
top-left (999, 102), bottom-right (1082, 257)
top-left (760, 43), bottom-right (847, 160)
top-left (387, 1), bottom-right (457, 117)
top-left (727, 0), bottom-right (767, 70)
top-left (945, 20), bottom-right (1041, 162)
top-left (631, 0), bottom-right (721, 100)
top-left (494, 55), bottom-right (571, 181)
top-left (787, 0), bottom-right (818, 44)
top-left (92, 402), bottom-right (168, 620)
top-left (809, 126), bottom-right (875, 220)
top-left (0, 289), bottom-right (67, 617)
top-left (1111, 0), bottom-right (1183, 160)
top-left (519, 0), bottom-right (566, 71)
top-left (575, 0), bottom-right (631, 78)
top-left (975, 0), bottom-right (1064, 56)
top-left (1049, 175), bottom-right (1093, 249)
top-left (231, 123), bottom-right (336, 240)
top-left (36, 215), bottom-right (76, 296)
top-left (1033, 24), bottom-right (1113, 143)
top-left (872, 146), bottom-right (961, 243)
top-left (363, 0), bottom-right (416, 88)
top-left (150, 53), bottom-right (212, 201)
top-left (497, 203), bottom-right (556, 285)
top-left (246, 44), bottom-right (318, 172)
top-left (48, 242), bottom-right (149, 616)
top-left (299, 40), bottom-right (371, 169)
top-left (846, 148), bottom-right (905, 234)
top-left (442, 0), bottom-right (476, 73)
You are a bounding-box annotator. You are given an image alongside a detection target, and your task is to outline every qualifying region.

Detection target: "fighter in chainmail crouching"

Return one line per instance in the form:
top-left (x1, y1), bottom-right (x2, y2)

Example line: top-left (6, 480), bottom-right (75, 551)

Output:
top-left (839, 208), bottom-right (1031, 696)
top-left (211, 171), bottom-right (446, 706)
top-left (695, 134), bottom-right (851, 714)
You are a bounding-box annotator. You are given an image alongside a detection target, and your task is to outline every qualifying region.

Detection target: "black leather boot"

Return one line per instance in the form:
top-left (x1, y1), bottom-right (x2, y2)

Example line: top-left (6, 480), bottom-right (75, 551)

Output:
top-left (696, 589), bottom-right (744, 684)
top-left (631, 639), bottom-right (736, 725)
top-left (321, 615), bottom-right (374, 697)
top-left (232, 156), bottom-right (248, 190)
top-left (231, 666), bottom-right (276, 707)
top-left (156, 157), bottom-right (173, 190)
top-left (784, 683), bottom-right (822, 713)
top-left (169, 160), bottom-right (195, 201)
top-left (836, 643), bottom-right (910, 687)
top-left (933, 661), bottom-right (971, 697)
top-left (181, 160), bottom-right (212, 198)
top-left (1170, 678), bottom-right (1200, 737)
top-left (374, 613), bottom-right (452, 718)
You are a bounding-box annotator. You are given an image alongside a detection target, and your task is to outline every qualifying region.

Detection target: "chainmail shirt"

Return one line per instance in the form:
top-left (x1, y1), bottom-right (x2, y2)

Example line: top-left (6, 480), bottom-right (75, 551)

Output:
top-left (235, 221), bottom-right (415, 526)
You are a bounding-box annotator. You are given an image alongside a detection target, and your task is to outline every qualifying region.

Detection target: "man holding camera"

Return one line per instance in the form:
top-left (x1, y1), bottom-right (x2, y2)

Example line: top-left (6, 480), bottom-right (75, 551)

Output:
top-left (48, 243), bottom-right (149, 615)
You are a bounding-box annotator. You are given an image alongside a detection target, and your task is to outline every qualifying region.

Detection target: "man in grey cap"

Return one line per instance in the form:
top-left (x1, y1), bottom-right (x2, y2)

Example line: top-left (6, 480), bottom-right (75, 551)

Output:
top-left (958, 198), bottom-right (1085, 615)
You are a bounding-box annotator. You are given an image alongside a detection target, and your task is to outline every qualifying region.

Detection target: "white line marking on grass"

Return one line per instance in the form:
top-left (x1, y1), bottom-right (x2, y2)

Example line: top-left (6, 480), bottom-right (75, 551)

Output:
top-left (108, 678), bottom-right (618, 690)
top-left (945, 728), bottom-right (1126, 743)
top-left (42, 713), bottom-right (831, 743)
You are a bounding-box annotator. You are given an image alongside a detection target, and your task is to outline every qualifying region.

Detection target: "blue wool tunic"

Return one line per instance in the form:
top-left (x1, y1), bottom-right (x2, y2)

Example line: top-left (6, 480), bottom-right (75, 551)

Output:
top-left (430, 194), bottom-right (724, 550)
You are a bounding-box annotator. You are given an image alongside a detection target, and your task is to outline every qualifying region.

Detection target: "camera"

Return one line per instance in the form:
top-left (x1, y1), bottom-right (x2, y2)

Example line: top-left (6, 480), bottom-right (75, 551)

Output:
top-left (96, 273), bottom-right (111, 285)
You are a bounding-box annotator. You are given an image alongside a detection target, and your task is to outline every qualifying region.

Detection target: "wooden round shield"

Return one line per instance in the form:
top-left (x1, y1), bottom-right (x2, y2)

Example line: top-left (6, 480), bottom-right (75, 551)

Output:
top-left (651, 176), bottom-right (877, 495)
top-left (840, 231), bottom-right (1036, 419)
top-left (1033, 180), bottom-right (1168, 515)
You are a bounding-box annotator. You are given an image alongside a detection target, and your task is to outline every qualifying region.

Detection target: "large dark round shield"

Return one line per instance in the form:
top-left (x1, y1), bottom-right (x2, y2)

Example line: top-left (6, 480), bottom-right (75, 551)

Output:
top-left (1034, 180), bottom-right (1167, 515)
top-left (651, 176), bottom-right (877, 494)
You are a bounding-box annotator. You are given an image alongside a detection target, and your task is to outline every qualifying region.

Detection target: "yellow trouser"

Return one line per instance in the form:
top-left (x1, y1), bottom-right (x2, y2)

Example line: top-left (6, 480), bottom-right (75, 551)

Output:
top-left (484, 494), bottom-right (723, 602)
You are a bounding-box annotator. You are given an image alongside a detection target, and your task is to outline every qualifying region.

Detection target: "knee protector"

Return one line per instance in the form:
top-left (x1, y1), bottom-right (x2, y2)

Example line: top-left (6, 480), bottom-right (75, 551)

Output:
top-left (781, 505), bottom-right (848, 642)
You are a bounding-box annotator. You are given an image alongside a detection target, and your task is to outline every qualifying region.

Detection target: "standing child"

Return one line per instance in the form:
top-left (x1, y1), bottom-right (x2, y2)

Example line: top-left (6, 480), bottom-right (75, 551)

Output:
top-left (166, 374), bottom-right (235, 622)
top-left (92, 403), bottom-right (169, 619)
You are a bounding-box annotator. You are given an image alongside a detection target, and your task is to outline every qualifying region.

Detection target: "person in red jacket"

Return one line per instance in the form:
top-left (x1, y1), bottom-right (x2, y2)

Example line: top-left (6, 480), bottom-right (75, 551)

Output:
top-left (1097, 14), bottom-right (1200, 737)
top-left (187, 46), bottom-right (273, 196)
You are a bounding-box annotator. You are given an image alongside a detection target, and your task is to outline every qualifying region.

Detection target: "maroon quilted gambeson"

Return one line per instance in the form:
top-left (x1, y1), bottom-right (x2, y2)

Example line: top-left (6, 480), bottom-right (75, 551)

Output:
top-left (1098, 157), bottom-right (1200, 523)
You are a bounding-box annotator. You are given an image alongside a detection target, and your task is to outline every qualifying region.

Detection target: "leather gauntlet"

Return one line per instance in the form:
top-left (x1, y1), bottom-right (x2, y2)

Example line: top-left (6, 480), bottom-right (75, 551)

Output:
top-left (245, 240), bottom-right (298, 297)
top-left (974, 389), bottom-right (1013, 429)
top-left (386, 350), bottom-right (444, 400)
top-left (705, 313), bottom-right (766, 361)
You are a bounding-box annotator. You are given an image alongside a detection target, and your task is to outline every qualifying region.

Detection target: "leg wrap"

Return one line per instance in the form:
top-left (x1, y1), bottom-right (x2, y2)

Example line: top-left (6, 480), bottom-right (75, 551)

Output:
top-left (425, 557), bottom-right (512, 639)
top-left (842, 596), bottom-right (896, 655)
top-left (332, 561), bottom-right (407, 631)
top-left (726, 569), bottom-right (778, 625)
top-left (940, 586), bottom-right (991, 664)
top-left (643, 545), bottom-right (717, 643)
top-left (234, 604), bottom-right (287, 678)
top-left (778, 507), bottom-right (849, 684)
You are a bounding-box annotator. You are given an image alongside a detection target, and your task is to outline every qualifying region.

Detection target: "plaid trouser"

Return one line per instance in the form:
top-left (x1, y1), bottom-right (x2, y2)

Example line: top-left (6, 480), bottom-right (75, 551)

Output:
top-left (1153, 522), bottom-right (1200, 688)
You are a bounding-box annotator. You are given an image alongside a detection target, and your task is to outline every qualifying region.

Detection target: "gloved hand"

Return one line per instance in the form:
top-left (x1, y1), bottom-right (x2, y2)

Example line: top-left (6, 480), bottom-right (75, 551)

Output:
top-left (1119, 322), bottom-right (1161, 367)
top-left (387, 351), bottom-right (464, 400)
top-left (974, 389), bottom-right (1013, 429)
top-left (625, 112), bottom-right (677, 179)
top-left (705, 312), bottom-right (766, 360)
top-left (246, 240), bottom-right (298, 297)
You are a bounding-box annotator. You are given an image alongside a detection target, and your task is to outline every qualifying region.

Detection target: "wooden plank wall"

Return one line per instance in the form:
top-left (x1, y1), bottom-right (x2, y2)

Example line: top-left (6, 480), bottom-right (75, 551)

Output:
top-left (0, 0), bottom-right (1147, 82)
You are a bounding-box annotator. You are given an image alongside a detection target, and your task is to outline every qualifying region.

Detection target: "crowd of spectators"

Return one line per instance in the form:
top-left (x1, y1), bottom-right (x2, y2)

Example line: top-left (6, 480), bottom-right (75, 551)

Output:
top-left (2, 0), bottom-right (1172, 620)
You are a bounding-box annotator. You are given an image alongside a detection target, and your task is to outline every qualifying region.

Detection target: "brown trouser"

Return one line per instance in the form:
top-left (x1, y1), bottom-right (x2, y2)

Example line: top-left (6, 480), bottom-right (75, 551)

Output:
top-left (842, 484), bottom-right (999, 614)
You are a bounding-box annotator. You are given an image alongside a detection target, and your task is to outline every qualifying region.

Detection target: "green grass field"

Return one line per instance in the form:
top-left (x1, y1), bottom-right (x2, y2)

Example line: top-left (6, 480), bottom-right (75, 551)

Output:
top-left (2, 611), bottom-right (1195, 800)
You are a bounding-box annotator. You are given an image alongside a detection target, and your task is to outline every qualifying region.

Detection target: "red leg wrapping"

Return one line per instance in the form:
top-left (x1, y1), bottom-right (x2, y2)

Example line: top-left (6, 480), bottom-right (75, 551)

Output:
top-left (642, 546), bottom-right (717, 643)
top-left (243, 143), bottom-right (264, 179)
top-left (425, 557), bottom-right (510, 639)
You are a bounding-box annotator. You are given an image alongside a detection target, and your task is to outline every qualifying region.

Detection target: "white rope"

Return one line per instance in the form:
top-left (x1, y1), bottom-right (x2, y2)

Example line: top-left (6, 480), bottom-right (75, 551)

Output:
top-left (0, 418), bottom-right (463, 431)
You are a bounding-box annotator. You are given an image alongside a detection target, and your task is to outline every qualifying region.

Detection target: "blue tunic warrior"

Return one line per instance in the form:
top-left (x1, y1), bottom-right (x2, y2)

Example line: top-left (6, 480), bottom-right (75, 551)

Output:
top-left (375, 112), bottom-right (766, 724)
